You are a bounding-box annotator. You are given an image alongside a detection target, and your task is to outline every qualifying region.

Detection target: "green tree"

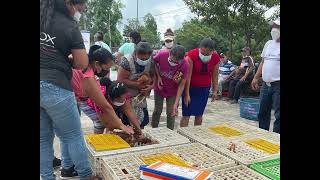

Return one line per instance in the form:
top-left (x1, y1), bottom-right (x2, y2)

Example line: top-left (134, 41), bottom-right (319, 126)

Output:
top-left (175, 19), bottom-right (228, 52)
top-left (123, 13), bottom-right (161, 48)
top-left (79, 0), bottom-right (124, 47)
top-left (183, 0), bottom-right (280, 58)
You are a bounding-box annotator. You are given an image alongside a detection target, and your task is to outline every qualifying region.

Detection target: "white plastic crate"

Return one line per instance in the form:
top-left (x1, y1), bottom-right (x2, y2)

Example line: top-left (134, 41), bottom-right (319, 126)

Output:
top-left (100, 143), bottom-right (237, 180)
top-left (177, 123), bottom-right (251, 145)
top-left (206, 136), bottom-right (280, 166)
top-left (86, 127), bottom-right (190, 175)
top-left (212, 165), bottom-right (269, 180)
top-left (101, 154), bottom-right (143, 180)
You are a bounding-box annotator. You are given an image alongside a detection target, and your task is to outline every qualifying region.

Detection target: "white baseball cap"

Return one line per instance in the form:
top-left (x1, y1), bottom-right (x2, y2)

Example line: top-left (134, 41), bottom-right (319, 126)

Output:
top-left (269, 18), bottom-right (280, 26)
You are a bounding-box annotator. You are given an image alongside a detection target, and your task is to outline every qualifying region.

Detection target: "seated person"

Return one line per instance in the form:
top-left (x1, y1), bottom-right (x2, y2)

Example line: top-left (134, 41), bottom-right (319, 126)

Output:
top-left (87, 77), bottom-right (143, 135)
top-left (228, 47), bottom-right (254, 104)
top-left (216, 53), bottom-right (235, 97)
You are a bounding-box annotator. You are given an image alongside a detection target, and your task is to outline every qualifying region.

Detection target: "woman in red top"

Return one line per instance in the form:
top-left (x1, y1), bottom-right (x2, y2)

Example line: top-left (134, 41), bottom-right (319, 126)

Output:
top-left (181, 38), bottom-right (220, 127)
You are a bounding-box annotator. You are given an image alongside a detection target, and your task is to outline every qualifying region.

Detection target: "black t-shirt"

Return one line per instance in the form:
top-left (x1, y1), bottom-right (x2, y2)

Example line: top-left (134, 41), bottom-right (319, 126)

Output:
top-left (40, 12), bottom-right (85, 91)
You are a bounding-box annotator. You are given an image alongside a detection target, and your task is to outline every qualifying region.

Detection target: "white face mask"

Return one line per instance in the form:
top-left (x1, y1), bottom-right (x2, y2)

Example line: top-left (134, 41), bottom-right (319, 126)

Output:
top-left (168, 58), bottom-right (178, 66)
top-left (271, 28), bottom-right (280, 40)
top-left (113, 101), bottom-right (125, 107)
top-left (136, 57), bottom-right (150, 66)
top-left (73, 7), bottom-right (81, 22)
top-left (165, 42), bottom-right (174, 49)
top-left (199, 50), bottom-right (212, 62)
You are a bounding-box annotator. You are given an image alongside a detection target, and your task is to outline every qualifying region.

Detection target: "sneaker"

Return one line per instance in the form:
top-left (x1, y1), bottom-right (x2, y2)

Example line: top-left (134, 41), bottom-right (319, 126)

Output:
top-left (230, 100), bottom-right (238, 104)
top-left (60, 165), bottom-right (79, 179)
top-left (53, 157), bottom-right (61, 169)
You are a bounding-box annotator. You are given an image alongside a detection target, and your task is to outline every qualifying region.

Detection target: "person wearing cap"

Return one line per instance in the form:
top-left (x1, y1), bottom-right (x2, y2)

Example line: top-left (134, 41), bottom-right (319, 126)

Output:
top-left (228, 47), bottom-right (255, 104)
top-left (151, 45), bottom-right (190, 130)
top-left (181, 38), bottom-right (220, 127)
top-left (115, 31), bottom-right (142, 64)
top-left (251, 18), bottom-right (280, 134)
top-left (117, 41), bottom-right (156, 128)
top-left (94, 31), bottom-right (112, 53)
top-left (212, 53), bottom-right (235, 98)
top-left (71, 45), bottom-right (134, 135)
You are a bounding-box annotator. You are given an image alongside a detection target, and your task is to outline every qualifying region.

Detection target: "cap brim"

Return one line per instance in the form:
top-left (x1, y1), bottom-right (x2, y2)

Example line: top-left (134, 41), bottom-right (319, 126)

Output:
top-left (164, 37), bottom-right (174, 41)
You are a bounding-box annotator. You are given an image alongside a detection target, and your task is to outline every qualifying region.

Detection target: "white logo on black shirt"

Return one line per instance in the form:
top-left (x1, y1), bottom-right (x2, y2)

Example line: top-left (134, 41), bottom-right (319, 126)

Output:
top-left (40, 32), bottom-right (56, 47)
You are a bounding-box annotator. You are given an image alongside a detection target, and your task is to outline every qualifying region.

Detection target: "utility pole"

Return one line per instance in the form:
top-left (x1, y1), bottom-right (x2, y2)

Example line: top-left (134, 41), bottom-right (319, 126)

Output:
top-left (136, 0), bottom-right (139, 29)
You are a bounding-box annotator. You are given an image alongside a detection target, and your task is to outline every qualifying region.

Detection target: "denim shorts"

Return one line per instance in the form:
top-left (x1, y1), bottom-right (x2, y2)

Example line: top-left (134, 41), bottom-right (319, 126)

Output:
top-left (78, 101), bottom-right (105, 131)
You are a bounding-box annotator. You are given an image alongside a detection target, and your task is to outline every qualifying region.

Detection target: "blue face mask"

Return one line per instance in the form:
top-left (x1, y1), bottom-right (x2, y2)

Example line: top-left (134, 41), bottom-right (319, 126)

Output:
top-left (199, 49), bottom-right (212, 62)
top-left (136, 57), bottom-right (150, 66)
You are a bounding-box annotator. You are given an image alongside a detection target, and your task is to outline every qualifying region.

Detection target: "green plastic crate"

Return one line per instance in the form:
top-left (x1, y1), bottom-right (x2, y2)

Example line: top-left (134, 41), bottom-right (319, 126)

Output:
top-left (250, 158), bottom-right (280, 180)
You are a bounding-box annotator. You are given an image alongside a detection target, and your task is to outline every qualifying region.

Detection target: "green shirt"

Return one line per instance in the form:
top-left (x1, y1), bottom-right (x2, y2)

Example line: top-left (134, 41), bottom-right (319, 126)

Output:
top-left (118, 42), bottom-right (135, 55)
top-left (94, 41), bottom-right (112, 53)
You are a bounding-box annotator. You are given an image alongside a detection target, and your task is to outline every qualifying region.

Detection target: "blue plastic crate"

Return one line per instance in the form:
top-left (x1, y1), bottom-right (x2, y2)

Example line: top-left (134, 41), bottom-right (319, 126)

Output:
top-left (239, 98), bottom-right (260, 121)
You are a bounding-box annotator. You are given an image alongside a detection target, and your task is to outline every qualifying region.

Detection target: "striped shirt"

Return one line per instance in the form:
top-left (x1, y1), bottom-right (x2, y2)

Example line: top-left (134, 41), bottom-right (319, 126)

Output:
top-left (219, 60), bottom-right (235, 75)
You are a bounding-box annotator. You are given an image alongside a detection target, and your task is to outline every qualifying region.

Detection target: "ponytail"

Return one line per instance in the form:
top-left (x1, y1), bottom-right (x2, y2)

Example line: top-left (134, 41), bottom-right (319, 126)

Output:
top-left (40, 0), bottom-right (55, 32)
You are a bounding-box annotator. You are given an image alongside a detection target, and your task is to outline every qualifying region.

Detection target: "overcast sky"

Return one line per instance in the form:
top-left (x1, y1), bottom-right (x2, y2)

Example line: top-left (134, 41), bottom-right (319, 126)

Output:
top-left (118, 0), bottom-right (196, 40)
top-left (118, 0), bottom-right (278, 40)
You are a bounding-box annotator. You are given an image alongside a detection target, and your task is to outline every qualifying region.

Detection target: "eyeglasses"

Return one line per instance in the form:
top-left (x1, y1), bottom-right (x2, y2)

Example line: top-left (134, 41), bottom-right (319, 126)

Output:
top-left (165, 40), bottom-right (173, 43)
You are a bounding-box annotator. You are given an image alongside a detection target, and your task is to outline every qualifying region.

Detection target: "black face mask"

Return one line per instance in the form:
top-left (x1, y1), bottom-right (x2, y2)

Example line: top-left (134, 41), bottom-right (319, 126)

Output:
top-left (95, 69), bottom-right (110, 78)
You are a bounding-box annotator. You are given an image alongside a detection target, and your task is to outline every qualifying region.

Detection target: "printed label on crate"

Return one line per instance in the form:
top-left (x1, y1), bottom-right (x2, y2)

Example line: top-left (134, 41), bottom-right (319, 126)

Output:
top-left (139, 153), bottom-right (192, 168)
top-left (208, 125), bottom-right (243, 137)
top-left (244, 138), bottom-right (280, 154)
top-left (85, 134), bottom-right (130, 151)
top-left (140, 161), bottom-right (213, 180)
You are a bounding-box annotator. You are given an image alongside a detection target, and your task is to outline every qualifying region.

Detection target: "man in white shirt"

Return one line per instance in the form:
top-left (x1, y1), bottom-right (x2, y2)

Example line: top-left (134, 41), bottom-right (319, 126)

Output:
top-left (251, 18), bottom-right (280, 133)
top-left (94, 31), bottom-right (112, 53)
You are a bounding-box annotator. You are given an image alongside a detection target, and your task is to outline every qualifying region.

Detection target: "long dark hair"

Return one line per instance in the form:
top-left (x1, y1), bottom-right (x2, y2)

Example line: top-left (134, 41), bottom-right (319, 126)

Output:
top-left (100, 78), bottom-right (127, 101)
top-left (40, 0), bottom-right (86, 32)
top-left (40, 0), bottom-right (55, 32)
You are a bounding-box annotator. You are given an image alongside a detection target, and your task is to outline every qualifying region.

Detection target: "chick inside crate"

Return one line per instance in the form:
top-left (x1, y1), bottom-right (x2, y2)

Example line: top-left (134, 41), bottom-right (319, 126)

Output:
top-left (206, 136), bottom-right (280, 166)
top-left (85, 127), bottom-right (190, 175)
top-left (100, 143), bottom-right (237, 180)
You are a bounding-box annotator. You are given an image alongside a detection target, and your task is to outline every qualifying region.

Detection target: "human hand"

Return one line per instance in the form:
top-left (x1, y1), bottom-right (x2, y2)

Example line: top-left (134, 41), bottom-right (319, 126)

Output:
top-left (119, 124), bottom-right (134, 135)
top-left (157, 77), bottom-right (163, 90)
top-left (141, 84), bottom-right (153, 94)
top-left (172, 103), bottom-right (178, 117)
top-left (240, 76), bottom-right (246, 82)
top-left (211, 92), bottom-right (218, 102)
top-left (184, 94), bottom-right (191, 107)
top-left (251, 78), bottom-right (260, 91)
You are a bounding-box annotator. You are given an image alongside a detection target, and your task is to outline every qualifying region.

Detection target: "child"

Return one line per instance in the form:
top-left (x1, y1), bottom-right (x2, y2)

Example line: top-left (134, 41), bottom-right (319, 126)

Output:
top-left (151, 45), bottom-right (189, 130)
top-left (87, 77), bottom-right (143, 135)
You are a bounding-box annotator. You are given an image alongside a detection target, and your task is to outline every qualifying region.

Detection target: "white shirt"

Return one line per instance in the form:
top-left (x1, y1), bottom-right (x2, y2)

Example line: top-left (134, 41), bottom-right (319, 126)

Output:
top-left (261, 40), bottom-right (280, 82)
top-left (94, 41), bottom-right (112, 53)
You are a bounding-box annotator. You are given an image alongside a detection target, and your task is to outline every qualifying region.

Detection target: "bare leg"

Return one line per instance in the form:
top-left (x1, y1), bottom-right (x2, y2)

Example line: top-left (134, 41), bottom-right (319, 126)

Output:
top-left (194, 116), bottom-right (203, 126)
top-left (180, 116), bottom-right (190, 127)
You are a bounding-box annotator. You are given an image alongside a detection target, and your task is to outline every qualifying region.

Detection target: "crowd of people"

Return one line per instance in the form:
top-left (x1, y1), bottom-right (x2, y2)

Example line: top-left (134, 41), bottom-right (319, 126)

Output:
top-left (40, 0), bottom-right (280, 179)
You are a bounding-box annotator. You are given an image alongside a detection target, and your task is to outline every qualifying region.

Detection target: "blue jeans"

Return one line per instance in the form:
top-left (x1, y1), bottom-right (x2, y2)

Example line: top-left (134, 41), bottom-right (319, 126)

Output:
top-left (258, 81), bottom-right (280, 133)
top-left (40, 81), bottom-right (92, 180)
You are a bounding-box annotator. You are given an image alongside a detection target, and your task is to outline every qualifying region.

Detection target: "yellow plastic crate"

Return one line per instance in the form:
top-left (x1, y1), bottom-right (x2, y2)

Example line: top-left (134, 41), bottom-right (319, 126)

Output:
top-left (244, 138), bottom-right (280, 154)
top-left (139, 153), bottom-right (192, 168)
top-left (208, 125), bottom-right (243, 137)
top-left (85, 134), bottom-right (130, 151)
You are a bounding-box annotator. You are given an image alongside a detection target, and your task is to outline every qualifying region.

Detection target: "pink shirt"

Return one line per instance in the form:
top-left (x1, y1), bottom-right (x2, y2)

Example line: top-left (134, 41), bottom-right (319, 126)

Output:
top-left (153, 49), bottom-right (189, 97)
top-left (71, 68), bottom-right (95, 101)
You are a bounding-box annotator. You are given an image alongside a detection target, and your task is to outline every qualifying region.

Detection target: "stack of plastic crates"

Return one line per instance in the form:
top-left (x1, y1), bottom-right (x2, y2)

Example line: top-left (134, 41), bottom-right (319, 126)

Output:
top-left (206, 134), bottom-right (280, 166)
top-left (100, 143), bottom-right (237, 180)
top-left (250, 158), bottom-right (280, 180)
top-left (177, 120), bottom-right (258, 145)
top-left (85, 127), bottom-right (190, 175)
